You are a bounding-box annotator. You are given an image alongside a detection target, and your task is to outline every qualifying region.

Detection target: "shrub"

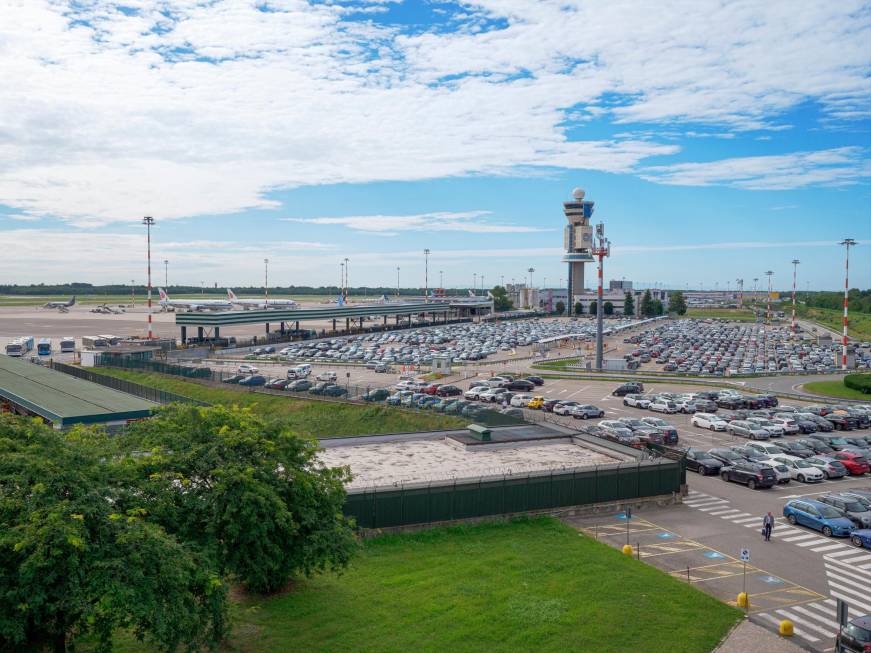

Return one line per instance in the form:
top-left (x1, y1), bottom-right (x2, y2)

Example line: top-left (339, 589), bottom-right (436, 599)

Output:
top-left (844, 374), bottom-right (871, 394)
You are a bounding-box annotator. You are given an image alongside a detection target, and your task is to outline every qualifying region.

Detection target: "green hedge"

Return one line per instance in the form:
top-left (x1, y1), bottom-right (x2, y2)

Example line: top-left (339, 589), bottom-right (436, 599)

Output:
top-left (844, 374), bottom-right (871, 394)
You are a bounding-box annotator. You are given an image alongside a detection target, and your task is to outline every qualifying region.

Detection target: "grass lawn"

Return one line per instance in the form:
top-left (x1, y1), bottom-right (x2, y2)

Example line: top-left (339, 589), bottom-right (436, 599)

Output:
top-left (803, 380), bottom-right (871, 401)
top-left (112, 518), bottom-right (741, 653)
top-left (685, 308), bottom-right (757, 321)
top-left (94, 368), bottom-right (465, 437)
top-left (797, 305), bottom-right (871, 342)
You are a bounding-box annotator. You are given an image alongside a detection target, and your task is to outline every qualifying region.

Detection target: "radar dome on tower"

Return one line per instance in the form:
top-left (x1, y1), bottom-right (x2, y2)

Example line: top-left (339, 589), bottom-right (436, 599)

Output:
top-left (572, 188), bottom-right (585, 200)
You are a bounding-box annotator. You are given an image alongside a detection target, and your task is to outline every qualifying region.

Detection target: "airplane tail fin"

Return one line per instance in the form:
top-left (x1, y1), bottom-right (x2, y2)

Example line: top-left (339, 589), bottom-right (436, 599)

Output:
top-left (69, 296), bottom-right (76, 306)
top-left (227, 288), bottom-right (237, 301)
top-left (486, 291), bottom-right (494, 300)
top-left (380, 294), bottom-right (389, 303)
top-left (337, 295), bottom-right (344, 306)
top-left (468, 289), bottom-right (475, 297)
top-left (158, 288), bottom-right (168, 301)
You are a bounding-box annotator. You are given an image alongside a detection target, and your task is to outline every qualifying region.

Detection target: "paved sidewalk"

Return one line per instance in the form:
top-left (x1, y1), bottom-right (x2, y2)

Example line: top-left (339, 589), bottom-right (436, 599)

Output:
top-left (715, 619), bottom-right (810, 653)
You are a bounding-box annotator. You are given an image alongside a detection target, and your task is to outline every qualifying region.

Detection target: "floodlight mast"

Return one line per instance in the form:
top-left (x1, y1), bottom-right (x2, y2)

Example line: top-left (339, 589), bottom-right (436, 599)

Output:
top-left (791, 260), bottom-right (800, 336)
top-left (592, 222), bottom-right (610, 370)
top-left (142, 216), bottom-right (155, 339)
top-left (839, 239), bottom-right (857, 370)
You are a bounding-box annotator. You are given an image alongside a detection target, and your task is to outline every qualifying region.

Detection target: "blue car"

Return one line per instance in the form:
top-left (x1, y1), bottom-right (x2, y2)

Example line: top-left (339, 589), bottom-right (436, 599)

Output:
top-left (850, 529), bottom-right (871, 549)
top-left (783, 499), bottom-right (855, 537)
top-left (238, 374), bottom-right (267, 387)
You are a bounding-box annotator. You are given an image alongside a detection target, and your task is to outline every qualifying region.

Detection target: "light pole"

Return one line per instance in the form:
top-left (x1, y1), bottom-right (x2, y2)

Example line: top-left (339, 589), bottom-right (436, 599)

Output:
top-left (142, 216), bottom-right (154, 339)
top-left (473, 273), bottom-right (477, 295)
top-left (839, 239), bottom-right (857, 370)
top-left (736, 278), bottom-right (743, 308)
top-left (163, 259), bottom-right (168, 289)
top-left (790, 259), bottom-right (800, 336)
top-left (753, 277), bottom-right (758, 303)
top-left (592, 223), bottom-right (610, 370)
top-left (424, 249), bottom-right (430, 301)
top-left (765, 271), bottom-right (773, 325)
top-left (131, 279), bottom-right (135, 307)
top-left (344, 257), bottom-right (350, 299)
top-left (396, 266), bottom-right (400, 297)
top-left (264, 258), bottom-right (269, 306)
top-left (339, 262), bottom-right (344, 300)
top-left (481, 274), bottom-right (485, 294)
top-left (439, 270), bottom-right (443, 289)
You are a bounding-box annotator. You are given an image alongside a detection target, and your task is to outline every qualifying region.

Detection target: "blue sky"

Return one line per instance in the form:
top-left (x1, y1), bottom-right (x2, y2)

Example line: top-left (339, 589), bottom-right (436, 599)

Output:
top-left (1, 0), bottom-right (869, 290)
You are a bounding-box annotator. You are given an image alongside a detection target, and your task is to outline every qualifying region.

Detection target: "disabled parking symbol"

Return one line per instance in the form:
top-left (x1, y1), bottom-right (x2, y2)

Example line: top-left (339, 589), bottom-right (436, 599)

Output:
top-left (703, 551), bottom-right (725, 559)
top-left (759, 575), bottom-right (783, 585)
top-left (657, 532), bottom-right (674, 539)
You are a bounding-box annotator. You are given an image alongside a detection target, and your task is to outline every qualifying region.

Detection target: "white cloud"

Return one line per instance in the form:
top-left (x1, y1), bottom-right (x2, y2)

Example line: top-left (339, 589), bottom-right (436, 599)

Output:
top-left (640, 147), bottom-right (871, 190)
top-left (284, 211), bottom-right (552, 235)
top-left (0, 1), bottom-right (869, 224)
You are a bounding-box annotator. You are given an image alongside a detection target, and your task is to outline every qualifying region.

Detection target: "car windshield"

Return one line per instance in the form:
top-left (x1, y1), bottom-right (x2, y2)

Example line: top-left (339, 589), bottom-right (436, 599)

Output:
top-left (818, 506), bottom-right (843, 519)
top-left (843, 501), bottom-right (866, 512)
top-left (844, 622), bottom-right (871, 643)
top-left (794, 460), bottom-right (812, 468)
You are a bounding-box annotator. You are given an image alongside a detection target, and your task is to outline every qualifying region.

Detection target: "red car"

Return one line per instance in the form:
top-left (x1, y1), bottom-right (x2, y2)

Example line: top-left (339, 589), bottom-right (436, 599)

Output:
top-left (832, 451), bottom-right (870, 475)
top-left (422, 383), bottom-right (441, 395)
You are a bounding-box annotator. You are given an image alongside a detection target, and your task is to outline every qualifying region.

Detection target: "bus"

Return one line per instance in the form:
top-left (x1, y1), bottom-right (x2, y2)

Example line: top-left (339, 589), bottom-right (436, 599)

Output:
top-left (98, 334), bottom-right (121, 346)
top-left (60, 337), bottom-right (76, 353)
top-left (5, 336), bottom-right (34, 357)
top-left (82, 336), bottom-right (108, 349)
top-left (37, 338), bottom-right (52, 355)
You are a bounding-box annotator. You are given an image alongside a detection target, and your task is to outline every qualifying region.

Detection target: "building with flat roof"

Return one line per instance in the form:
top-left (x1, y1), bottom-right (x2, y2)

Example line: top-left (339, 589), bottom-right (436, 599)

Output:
top-left (0, 355), bottom-right (155, 428)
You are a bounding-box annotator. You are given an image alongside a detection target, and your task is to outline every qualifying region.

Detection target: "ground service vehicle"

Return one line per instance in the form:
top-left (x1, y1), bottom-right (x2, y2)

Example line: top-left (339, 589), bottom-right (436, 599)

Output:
top-left (59, 337), bottom-right (75, 353)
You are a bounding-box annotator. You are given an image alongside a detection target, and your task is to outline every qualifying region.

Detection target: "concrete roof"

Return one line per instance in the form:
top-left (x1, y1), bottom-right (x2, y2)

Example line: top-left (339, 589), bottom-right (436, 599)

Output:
top-left (0, 355), bottom-right (154, 426)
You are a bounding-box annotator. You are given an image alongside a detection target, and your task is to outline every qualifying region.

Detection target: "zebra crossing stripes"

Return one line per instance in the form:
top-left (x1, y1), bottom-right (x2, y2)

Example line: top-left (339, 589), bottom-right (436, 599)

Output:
top-left (757, 612), bottom-right (822, 643)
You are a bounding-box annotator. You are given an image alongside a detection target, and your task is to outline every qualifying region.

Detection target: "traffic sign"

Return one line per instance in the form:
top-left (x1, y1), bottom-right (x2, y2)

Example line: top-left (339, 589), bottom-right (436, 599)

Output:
top-left (739, 548), bottom-right (750, 562)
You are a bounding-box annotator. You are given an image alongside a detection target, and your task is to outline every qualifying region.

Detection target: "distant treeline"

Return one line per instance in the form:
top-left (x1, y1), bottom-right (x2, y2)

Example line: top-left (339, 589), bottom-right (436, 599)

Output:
top-left (803, 289), bottom-right (871, 314)
top-left (0, 283), bottom-right (467, 297)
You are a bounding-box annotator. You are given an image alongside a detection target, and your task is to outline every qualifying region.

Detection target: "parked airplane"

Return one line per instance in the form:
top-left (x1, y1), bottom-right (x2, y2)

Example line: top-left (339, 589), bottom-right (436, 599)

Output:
top-left (42, 296), bottom-right (76, 310)
top-left (226, 289), bottom-right (298, 310)
top-left (157, 288), bottom-right (232, 312)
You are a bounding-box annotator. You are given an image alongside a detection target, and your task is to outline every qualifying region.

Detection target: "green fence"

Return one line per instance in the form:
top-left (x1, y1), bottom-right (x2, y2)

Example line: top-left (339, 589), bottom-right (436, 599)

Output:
top-left (50, 362), bottom-right (210, 406)
top-left (97, 356), bottom-right (213, 379)
top-left (345, 458), bottom-right (684, 529)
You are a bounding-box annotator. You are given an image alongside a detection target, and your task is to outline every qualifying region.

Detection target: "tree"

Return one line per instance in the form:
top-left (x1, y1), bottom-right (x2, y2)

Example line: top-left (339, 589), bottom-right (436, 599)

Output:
top-left (588, 300), bottom-right (597, 315)
top-left (624, 291), bottom-right (635, 316)
top-left (0, 416), bottom-right (227, 653)
top-left (123, 405), bottom-right (357, 594)
top-left (574, 301), bottom-right (583, 315)
top-left (652, 299), bottom-right (664, 315)
top-left (603, 301), bottom-right (614, 315)
top-left (555, 300), bottom-right (566, 315)
top-left (640, 289), bottom-right (654, 317)
top-left (669, 290), bottom-right (687, 315)
top-left (489, 285), bottom-right (514, 312)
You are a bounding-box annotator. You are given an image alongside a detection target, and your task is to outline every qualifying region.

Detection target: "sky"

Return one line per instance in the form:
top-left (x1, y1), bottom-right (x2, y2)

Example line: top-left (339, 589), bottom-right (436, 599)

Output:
top-left (1, 0), bottom-right (870, 291)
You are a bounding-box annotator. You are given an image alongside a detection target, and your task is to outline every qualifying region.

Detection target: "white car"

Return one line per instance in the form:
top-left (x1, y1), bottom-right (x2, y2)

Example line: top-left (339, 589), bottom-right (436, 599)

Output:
top-left (238, 364), bottom-right (258, 374)
top-left (315, 371), bottom-right (337, 382)
top-left (510, 394), bottom-right (534, 407)
top-left (478, 388), bottom-right (508, 403)
top-left (692, 413), bottom-right (727, 431)
top-left (770, 417), bottom-right (800, 434)
top-left (649, 400), bottom-right (678, 414)
top-left (769, 455), bottom-right (825, 483)
top-left (746, 441), bottom-right (786, 457)
top-left (674, 398), bottom-right (697, 414)
top-left (747, 418), bottom-right (785, 438)
top-left (486, 376), bottom-right (511, 388)
top-left (553, 401), bottom-right (579, 416)
top-left (760, 461), bottom-right (791, 484)
top-left (464, 386), bottom-right (488, 400)
top-left (623, 394), bottom-right (650, 409)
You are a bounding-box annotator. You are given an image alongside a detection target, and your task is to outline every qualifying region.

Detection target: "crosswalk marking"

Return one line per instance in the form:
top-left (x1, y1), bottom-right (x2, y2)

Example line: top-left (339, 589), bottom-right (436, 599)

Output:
top-left (835, 553), bottom-right (871, 565)
top-left (776, 609), bottom-right (836, 639)
top-left (778, 532), bottom-right (821, 542)
top-left (860, 561), bottom-right (871, 570)
top-left (684, 498), bottom-right (727, 507)
top-left (825, 557), bottom-right (871, 580)
top-left (757, 613), bottom-right (819, 643)
top-left (731, 515), bottom-right (759, 524)
top-left (825, 548), bottom-right (863, 559)
top-left (796, 537), bottom-right (834, 548)
top-left (806, 543), bottom-right (847, 553)
top-left (708, 508), bottom-right (742, 516)
top-left (789, 604), bottom-right (839, 632)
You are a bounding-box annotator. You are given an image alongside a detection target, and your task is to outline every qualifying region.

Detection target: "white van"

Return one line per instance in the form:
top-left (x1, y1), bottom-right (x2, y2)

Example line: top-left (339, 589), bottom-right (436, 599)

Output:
top-left (287, 364), bottom-right (312, 380)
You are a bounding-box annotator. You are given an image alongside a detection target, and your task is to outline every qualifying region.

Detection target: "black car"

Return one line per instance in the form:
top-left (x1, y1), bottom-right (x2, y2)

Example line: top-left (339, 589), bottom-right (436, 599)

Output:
top-left (826, 414), bottom-right (855, 431)
top-left (793, 417), bottom-right (819, 434)
top-left (524, 376), bottom-right (545, 386)
top-left (730, 446), bottom-right (770, 463)
top-left (756, 394), bottom-right (779, 408)
top-left (612, 382), bottom-right (644, 397)
top-left (777, 441), bottom-right (815, 458)
top-left (542, 399), bottom-right (561, 412)
top-left (707, 448), bottom-right (745, 467)
top-left (836, 614), bottom-right (871, 653)
top-left (720, 462), bottom-right (777, 489)
top-left (505, 380), bottom-right (535, 392)
top-left (222, 374), bottom-right (246, 384)
top-left (797, 438), bottom-right (834, 455)
top-left (685, 449), bottom-right (723, 475)
top-left (436, 385), bottom-right (463, 397)
top-left (717, 396), bottom-right (745, 410)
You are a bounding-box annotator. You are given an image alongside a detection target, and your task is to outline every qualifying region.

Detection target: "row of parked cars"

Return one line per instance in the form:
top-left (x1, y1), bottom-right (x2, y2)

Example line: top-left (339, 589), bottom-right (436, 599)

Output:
top-left (623, 320), bottom-right (843, 375)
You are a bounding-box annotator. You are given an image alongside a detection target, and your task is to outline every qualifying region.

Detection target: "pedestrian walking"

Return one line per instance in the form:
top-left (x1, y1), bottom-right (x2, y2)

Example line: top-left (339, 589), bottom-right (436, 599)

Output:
top-left (762, 512), bottom-right (774, 542)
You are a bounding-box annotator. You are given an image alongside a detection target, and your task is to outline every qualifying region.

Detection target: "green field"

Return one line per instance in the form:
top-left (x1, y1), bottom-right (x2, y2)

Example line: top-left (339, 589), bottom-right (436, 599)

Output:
top-left (111, 518), bottom-right (740, 653)
top-left (797, 305), bottom-right (871, 342)
top-left (802, 380), bottom-right (871, 401)
top-left (685, 308), bottom-right (757, 321)
top-left (94, 368), bottom-right (465, 437)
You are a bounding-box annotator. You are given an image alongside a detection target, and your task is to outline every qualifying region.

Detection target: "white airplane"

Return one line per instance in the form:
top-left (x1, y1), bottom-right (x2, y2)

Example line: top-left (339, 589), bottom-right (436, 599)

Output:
top-left (157, 288), bottom-right (233, 312)
top-left (42, 296), bottom-right (76, 310)
top-left (226, 289), bottom-right (298, 310)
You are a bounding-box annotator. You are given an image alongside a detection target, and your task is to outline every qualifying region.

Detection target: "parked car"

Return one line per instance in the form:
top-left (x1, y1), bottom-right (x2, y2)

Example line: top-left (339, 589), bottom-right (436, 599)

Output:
top-left (640, 417), bottom-right (679, 444)
top-left (768, 455), bottom-right (825, 483)
top-left (464, 386), bottom-right (488, 400)
top-left (510, 393), bottom-right (535, 408)
top-left (649, 399), bottom-right (679, 414)
top-left (836, 614), bottom-right (871, 652)
top-left (541, 399), bottom-right (562, 412)
top-left (238, 375), bottom-right (267, 386)
top-left (720, 462), bottom-right (777, 489)
top-left (707, 448), bottom-right (746, 467)
top-left (831, 451), bottom-right (870, 475)
top-left (363, 388), bottom-right (390, 402)
top-left (315, 371), bottom-right (338, 383)
top-left (797, 438), bottom-right (835, 455)
top-left (692, 412), bottom-right (728, 431)
top-left (323, 384), bottom-right (348, 397)
top-left (237, 363), bottom-right (259, 374)
top-left (524, 376), bottom-right (545, 386)
top-left (847, 530), bottom-right (871, 549)
top-left (783, 499), bottom-right (855, 537)
top-left (728, 420), bottom-right (770, 440)
top-left (804, 456), bottom-right (849, 479)
top-left (746, 418), bottom-right (785, 438)
top-left (436, 385), bottom-right (462, 397)
top-left (265, 378), bottom-right (290, 390)
top-left (612, 382), bottom-right (644, 397)
top-left (685, 449), bottom-right (724, 475)
top-left (776, 440), bottom-right (815, 458)
top-left (623, 394), bottom-right (650, 409)
top-left (553, 401), bottom-right (579, 416)
top-left (222, 374), bottom-right (246, 384)
top-left (505, 380), bottom-right (535, 392)
top-left (527, 396), bottom-right (545, 410)
top-left (816, 495), bottom-right (871, 528)
top-left (571, 404), bottom-right (605, 419)
top-left (286, 379), bottom-right (312, 391)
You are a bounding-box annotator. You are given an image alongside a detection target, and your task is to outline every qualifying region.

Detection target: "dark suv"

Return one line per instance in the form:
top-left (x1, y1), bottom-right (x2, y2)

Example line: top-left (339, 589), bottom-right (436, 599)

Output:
top-left (612, 382), bottom-right (644, 397)
top-left (720, 462), bottom-right (777, 489)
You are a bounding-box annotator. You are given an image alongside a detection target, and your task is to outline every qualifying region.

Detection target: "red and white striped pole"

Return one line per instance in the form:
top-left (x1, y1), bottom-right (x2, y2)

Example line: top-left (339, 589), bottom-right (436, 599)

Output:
top-left (143, 216), bottom-right (154, 339)
top-left (790, 259), bottom-right (799, 336)
top-left (839, 239), bottom-right (856, 370)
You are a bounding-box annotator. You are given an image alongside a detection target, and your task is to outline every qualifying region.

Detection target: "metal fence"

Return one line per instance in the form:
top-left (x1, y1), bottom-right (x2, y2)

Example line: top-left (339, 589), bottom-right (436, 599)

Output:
top-left (344, 457), bottom-right (684, 529)
top-left (50, 362), bottom-right (210, 406)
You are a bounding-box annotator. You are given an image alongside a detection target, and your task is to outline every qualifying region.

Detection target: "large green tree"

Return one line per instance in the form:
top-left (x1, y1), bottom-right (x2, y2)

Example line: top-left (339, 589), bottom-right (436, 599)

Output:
top-left (122, 405), bottom-right (357, 594)
top-left (588, 300), bottom-right (597, 316)
top-left (603, 301), bottom-right (614, 315)
top-left (623, 292), bottom-right (635, 316)
top-left (574, 301), bottom-right (583, 315)
top-left (0, 416), bottom-right (227, 653)
top-left (640, 289), bottom-right (654, 317)
top-left (669, 290), bottom-right (687, 315)
top-left (489, 286), bottom-right (514, 312)
top-left (555, 300), bottom-right (566, 315)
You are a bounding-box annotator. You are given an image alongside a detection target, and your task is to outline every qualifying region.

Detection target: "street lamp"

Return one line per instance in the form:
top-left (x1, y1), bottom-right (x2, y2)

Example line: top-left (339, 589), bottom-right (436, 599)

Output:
top-left (163, 260), bottom-right (168, 289)
top-left (439, 270), bottom-right (443, 289)
top-left (264, 258), bottom-right (269, 306)
top-left (424, 249), bottom-right (430, 302)
top-left (344, 258), bottom-right (350, 299)
top-left (764, 271), bottom-right (774, 325)
top-left (131, 279), bottom-right (135, 307)
top-left (473, 273), bottom-right (477, 295)
top-left (142, 216), bottom-right (154, 339)
top-left (790, 260), bottom-right (800, 336)
top-left (396, 266), bottom-right (400, 297)
top-left (839, 239), bottom-right (857, 369)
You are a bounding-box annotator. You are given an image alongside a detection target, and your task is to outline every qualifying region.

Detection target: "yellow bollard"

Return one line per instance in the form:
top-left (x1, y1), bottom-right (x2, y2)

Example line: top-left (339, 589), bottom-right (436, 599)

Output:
top-left (622, 544), bottom-right (634, 556)
top-left (779, 620), bottom-right (793, 637)
top-left (737, 592), bottom-right (748, 608)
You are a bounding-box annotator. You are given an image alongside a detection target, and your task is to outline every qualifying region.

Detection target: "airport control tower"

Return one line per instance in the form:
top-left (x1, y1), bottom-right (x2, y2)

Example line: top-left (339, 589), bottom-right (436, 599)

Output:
top-left (562, 188), bottom-right (595, 303)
